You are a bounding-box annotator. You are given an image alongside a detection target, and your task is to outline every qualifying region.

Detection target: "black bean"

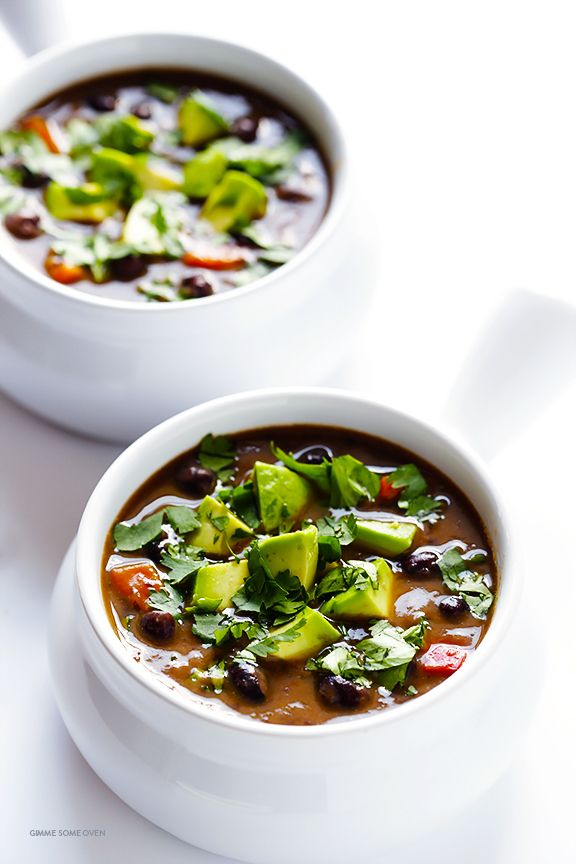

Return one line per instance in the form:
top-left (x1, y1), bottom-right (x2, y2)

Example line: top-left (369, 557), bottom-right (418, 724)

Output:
top-left (140, 610), bottom-right (175, 641)
top-left (18, 164), bottom-right (49, 189)
top-left (180, 274), bottom-right (214, 299)
top-left (439, 595), bottom-right (468, 618)
top-left (131, 101), bottom-right (153, 120)
top-left (110, 254), bottom-right (148, 282)
top-left (175, 460), bottom-right (216, 496)
top-left (297, 445), bottom-right (332, 465)
top-left (88, 93), bottom-right (118, 112)
top-left (230, 116), bottom-right (259, 143)
top-left (228, 660), bottom-right (268, 702)
top-left (4, 212), bottom-right (42, 240)
top-left (317, 675), bottom-right (369, 709)
top-left (276, 184), bottom-right (313, 203)
top-left (403, 550), bottom-right (440, 578)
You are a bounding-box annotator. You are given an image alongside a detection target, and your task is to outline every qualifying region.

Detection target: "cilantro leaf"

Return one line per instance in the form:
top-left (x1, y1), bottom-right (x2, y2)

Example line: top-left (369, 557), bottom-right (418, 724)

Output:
top-left (438, 547), bottom-right (494, 619)
top-left (329, 455), bottom-right (380, 508)
top-left (219, 481), bottom-right (260, 530)
top-left (160, 544), bottom-right (205, 584)
top-left (270, 443), bottom-right (331, 493)
top-left (388, 463), bottom-right (442, 521)
top-left (315, 514), bottom-right (358, 564)
top-left (314, 561), bottom-right (378, 600)
top-left (307, 618), bottom-right (429, 692)
top-left (113, 505), bottom-right (201, 554)
top-left (191, 610), bottom-right (265, 646)
top-left (306, 644), bottom-right (370, 683)
top-left (198, 434), bottom-right (236, 482)
top-left (241, 616), bottom-right (306, 659)
top-left (147, 583), bottom-right (183, 615)
top-left (113, 511), bottom-right (164, 551)
top-left (164, 505), bottom-right (201, 534)
top-left (147, 82), bottom-right (180, 103)
top-left (271, 445), bottom-right (379, 506)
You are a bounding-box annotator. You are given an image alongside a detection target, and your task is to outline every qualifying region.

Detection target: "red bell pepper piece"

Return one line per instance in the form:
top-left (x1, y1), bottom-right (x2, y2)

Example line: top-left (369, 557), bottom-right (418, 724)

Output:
top-left (379, 475), bottom-right (400, 502)
top-left (109, 562), bottom-right (164, 611)
top-left (45, 253), bottom-right (86, 285)
top-left (182, 243), bottom-right (248, 270)
top-left (21, 115), bottom-right (61, 154)
top-left (419, 643), bottom-right (467, 675)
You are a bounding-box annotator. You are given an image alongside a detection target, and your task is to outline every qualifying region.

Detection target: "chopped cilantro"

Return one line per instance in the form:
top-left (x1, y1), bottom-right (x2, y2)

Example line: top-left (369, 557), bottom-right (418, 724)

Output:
top-left (147, 82), bottom-right (180, 104)
top-left (160, 544), bottom-right (205, 585)
top-left (438, 547), bottom-right (494, 619)
top-left (113, 511), bottom-right (164, 551)
top-left (198, 433), bottom-right (236, 482)
top-left (329, 455), bottom-right (380, 508)
top-left (308, 618), bottom-right (429, 692)
top-left (147, 583), bottom-right (183, 615)
top-left (314, 561), bottom-right (377, 600)
top-left (232, 542), bottom-right (308, 625)
top-left (219, 481), bottom-right (260, 530)
top-left (315, 513), bottom-right (358, 564)
top-left (271, 445), bottom-right (379, 506)
top-left (239, 615), bottom-right (306, 659)
top-left (388, 463), bottom-right (442, 520)
top-left (113, 505), bottom-right (200, 552)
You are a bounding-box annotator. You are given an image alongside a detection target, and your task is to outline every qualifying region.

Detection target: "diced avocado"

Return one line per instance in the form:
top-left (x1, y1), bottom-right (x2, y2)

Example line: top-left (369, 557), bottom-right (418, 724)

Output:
top-left (131, 154), bottom-right (183, 191)
top-left (321, 558), bottom-right (395, 620)
top-left (267, 607), bottom-right (340, 662)
top-left (259, 525), bottom-right (318, 590)
top-left (253, 461), bottom-right (313, 533)
top-left (200, 170), bottom-right (267, 232)
top-left (192, 559), bottom-right (248, 611)
top-left (191, 496), bottom-right (253, 555)
top-left (99, 115), bottom-right (155, 154)
top-left (183, 149), bottom-right (228, 197)
top-left (356, 520), bottom-right (418, 556)
top-left (91, 147), bottom-right (134, 185)
top-left (178, 91), bottom-right (229, 146)
top-left (45, 182), bottom-right (117, 223)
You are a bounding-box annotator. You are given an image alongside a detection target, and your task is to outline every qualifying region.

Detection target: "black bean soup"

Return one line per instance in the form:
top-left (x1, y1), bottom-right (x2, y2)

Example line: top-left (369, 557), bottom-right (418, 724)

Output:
top-left (0, 71), bottom-right (330, 302)
top-left (102, 425), bottom-right (497, 726)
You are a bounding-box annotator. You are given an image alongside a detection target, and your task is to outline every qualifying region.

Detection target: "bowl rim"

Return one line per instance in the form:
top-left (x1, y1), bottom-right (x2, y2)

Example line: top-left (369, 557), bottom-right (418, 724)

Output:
top-left (0, 31), bottom-right (347, 314)
top-left (75, 386), bottom-right (519, 739)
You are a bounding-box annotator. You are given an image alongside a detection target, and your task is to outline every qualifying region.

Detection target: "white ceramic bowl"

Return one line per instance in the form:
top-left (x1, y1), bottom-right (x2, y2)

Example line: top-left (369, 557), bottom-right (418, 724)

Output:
top-left (0, 34), bottom-right (365, 442)
top-left (50, 387), bottom-right (533, 864)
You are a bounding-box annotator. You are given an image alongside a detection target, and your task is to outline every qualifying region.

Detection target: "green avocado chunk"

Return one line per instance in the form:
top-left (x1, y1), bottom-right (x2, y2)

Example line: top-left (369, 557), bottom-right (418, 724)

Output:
top-left (253, 461), bottom-right (313, 533)
top-left (191, 496), bottom-right (253, 555)
top-left (200, 170), bottom-right (267, 232)
top-left (99, 115), bottom-right (155, 154)
top-left (91, 147), bottom-right (134, 185)
top-left (356, 520), bottom-right (418, 556)
top-left (45, 182), bottom-right (117, 223)
top-left (131, 154), bottom-right (183, 191)
top-left (321, 558), bottom-right (395, 620)
top-left (183, 149), bottom-right (228, 197)
top-left (259, 525), bottom-right (318, 590)
top-left (267, 607), bottom-right (340, 662)
top-left (178, 91), bottom-right (229, 146)
top-left (192, 559), bottom-right (248, 611)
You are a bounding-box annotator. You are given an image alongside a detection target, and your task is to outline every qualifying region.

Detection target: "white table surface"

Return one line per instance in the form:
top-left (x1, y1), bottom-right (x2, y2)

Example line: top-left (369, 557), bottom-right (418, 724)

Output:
top-left (1, 2), bottom-right (576, 862)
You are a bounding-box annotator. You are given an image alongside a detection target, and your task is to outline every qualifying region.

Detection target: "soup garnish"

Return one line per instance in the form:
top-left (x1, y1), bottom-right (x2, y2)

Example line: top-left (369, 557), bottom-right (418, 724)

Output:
top-left (0, 72), bottom-right (329, 301)
top-left (102, 426), bottom-right (496, 725)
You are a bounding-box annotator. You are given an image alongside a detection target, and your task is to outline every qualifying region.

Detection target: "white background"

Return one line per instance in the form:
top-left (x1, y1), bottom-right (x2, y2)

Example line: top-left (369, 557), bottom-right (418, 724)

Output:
top-left (1, 2), bottom-right (575, 862)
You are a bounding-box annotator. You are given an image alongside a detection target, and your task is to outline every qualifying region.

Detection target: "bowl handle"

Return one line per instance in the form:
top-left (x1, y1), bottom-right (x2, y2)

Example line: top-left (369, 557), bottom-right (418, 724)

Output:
top-left (443, 289), bottom-right (576, 462)
top-left (0, 0), bottom-right (63, 56)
